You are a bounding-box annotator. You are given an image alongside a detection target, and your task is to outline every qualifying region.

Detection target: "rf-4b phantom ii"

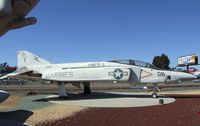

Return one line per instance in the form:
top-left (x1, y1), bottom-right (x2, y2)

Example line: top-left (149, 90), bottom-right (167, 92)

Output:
top-left (1, 50), bottom-right (198, 100)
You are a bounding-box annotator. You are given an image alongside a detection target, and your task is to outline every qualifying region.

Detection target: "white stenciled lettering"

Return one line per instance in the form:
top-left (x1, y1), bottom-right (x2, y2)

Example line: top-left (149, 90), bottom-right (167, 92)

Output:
top-left (88, 63), bottom-right (105, 67)
top-left (44, 72), bottom-right (73, 79)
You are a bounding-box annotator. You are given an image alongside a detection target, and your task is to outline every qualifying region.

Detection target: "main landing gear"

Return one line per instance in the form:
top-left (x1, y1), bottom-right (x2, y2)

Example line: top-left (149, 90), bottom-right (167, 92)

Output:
top-left (57, 82), bottom-right (68, 98)
top-left (57, 82), bottom-right (91, 98)
top-left (83, 82), bottom-right (91, 94)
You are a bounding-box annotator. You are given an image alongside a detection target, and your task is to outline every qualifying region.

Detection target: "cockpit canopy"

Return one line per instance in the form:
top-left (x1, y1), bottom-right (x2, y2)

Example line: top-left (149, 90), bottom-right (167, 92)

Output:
top-left (109, 60), bottom-right (158, 69)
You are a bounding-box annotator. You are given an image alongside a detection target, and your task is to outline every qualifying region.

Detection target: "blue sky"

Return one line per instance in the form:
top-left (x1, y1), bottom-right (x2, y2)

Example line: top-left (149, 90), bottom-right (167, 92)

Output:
top-left (0, 0), bottom-right (200, 68)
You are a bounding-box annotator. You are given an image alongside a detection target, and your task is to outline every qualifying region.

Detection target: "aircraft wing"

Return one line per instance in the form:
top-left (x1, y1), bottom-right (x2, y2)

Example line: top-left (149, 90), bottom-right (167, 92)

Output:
top-left (0, 70), bottom-right (31, 79)
top-left (9, 74), bottom-right (43, 81)
top-left (0, 68), bottom-right (42, 81)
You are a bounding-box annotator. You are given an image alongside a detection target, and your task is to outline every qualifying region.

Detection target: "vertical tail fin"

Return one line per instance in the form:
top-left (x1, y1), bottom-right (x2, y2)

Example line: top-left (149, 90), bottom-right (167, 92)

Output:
top-left (17, 50), bottom-right (50, 68)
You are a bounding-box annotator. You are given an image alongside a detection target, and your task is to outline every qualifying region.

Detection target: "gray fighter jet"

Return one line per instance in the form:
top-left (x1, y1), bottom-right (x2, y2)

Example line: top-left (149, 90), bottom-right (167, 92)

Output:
top-left (1, 50), bottom-right (198, 99)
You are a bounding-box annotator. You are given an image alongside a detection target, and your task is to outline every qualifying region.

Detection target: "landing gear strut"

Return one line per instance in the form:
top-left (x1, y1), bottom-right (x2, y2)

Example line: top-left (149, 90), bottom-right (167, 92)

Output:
top-left (150, 84), bottom-right (160, 98)
top-left (83, 82), bottom-right (91, 94)
top-left (57, 82), bottom-right (68, 98)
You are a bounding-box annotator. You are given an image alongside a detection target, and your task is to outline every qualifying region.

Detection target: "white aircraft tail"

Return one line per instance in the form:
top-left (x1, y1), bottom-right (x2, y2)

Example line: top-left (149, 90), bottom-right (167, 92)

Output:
top-left (17, 50), bottom-right (50, 68)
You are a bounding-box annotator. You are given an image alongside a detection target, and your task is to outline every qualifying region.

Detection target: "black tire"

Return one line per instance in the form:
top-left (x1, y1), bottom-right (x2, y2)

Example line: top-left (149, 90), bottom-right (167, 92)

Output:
top-left (159, 99), bottom-right (164, 104)
top-left (4, 82), bottom-right (8, 85)
top-left (19, 82), bottom-right (24, 85)
top-left (152, 93), bottom-right (158, 98)
top-left (83, 82), bottom-right (91, 94)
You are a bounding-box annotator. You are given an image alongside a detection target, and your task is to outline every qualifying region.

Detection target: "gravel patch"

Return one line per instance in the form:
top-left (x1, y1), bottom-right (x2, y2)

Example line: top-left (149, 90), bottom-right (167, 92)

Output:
top-left (25, 104), bottom-right (86, 126)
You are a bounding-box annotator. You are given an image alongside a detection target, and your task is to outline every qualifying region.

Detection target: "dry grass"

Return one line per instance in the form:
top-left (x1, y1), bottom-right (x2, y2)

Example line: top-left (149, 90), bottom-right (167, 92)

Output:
top-left (0, 96), bottom-right (22, 109)
top-left (25, 104), bottom-right (86, 126)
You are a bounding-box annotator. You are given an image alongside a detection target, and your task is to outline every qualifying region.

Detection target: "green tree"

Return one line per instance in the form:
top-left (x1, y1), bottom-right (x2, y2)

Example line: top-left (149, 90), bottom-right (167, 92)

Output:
top-left (0, 62), bottom-right (7, 71)
top-left (152, 54), bottom-right (170, 69)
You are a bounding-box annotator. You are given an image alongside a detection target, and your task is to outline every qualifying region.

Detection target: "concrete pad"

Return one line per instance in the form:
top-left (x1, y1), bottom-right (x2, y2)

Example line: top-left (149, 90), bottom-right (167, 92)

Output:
top-left (47, 92), bottom-right (175, 108)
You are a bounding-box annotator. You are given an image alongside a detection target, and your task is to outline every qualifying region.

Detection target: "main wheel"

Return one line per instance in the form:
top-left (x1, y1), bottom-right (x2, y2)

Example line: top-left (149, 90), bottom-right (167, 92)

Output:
top-left (83, 82), bottom-right (91, 94)
top-left (152, 93), bottom-right (158, 98)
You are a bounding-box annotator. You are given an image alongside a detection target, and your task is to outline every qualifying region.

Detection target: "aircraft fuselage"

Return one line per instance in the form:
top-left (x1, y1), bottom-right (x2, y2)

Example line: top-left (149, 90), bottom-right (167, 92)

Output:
top-left (23, 61), bottom-right (197, 84)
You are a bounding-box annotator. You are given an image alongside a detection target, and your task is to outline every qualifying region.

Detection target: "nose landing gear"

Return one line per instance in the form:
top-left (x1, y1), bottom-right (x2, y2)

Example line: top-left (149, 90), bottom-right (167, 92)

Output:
top-left (148, 84), bottom-right (160, 98)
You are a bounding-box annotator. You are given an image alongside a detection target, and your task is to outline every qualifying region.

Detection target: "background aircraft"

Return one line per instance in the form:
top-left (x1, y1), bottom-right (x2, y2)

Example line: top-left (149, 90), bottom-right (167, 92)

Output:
top-left (1, 50), bottom-right (198, 99)
top-left (188, 67), bottom-right (200, 77)
top-left (0, 0), bottom-right (40, 36)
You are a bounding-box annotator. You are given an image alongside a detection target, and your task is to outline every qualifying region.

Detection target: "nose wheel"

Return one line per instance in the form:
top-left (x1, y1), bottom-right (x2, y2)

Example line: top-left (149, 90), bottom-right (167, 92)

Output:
top-left (152, 93), bottom-right (158, 98)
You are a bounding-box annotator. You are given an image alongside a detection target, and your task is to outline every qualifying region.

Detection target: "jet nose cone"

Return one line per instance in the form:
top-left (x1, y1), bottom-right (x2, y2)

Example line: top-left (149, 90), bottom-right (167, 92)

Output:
top-left (178, 72), bottom-right (198, 81)
top-left (0, 90), bottom-right (9, 103)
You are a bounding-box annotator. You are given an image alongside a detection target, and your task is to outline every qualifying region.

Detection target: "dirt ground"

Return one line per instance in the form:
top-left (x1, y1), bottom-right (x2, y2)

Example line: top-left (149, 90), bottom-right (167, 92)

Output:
top-left (1, 85), bottom-right (200, 126)
top-left (0, 96), bottom-right (22, 109)
top-left (40, 96), bottom-right (200, 126)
